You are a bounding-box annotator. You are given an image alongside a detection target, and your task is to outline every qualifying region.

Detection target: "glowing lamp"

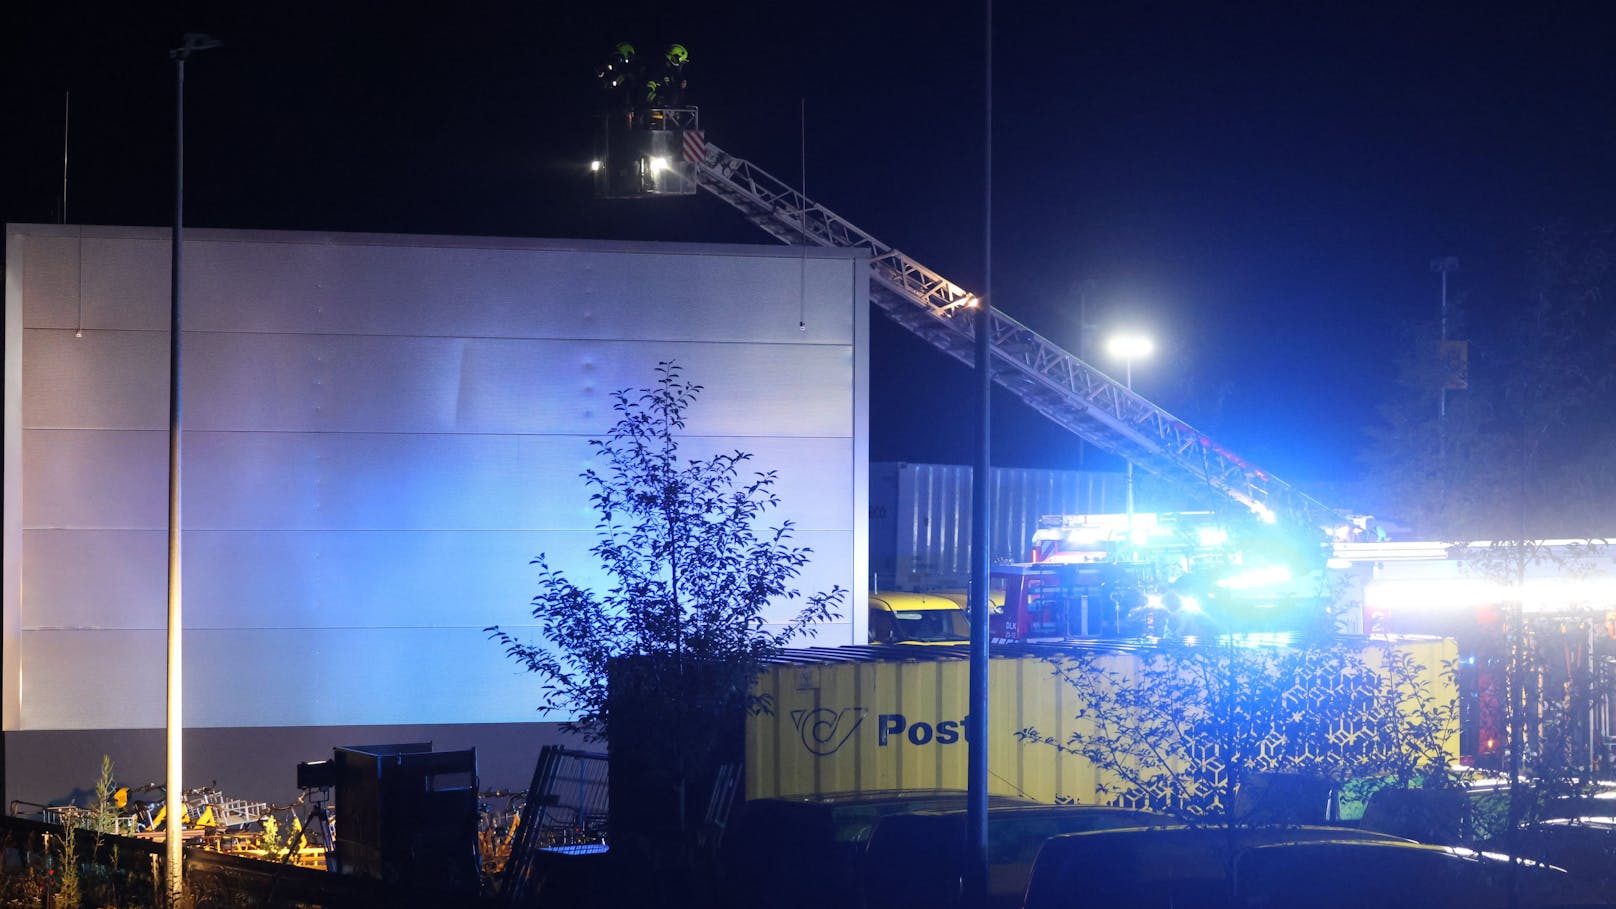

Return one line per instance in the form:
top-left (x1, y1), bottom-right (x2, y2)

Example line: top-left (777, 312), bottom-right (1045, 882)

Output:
top-left (1106, 335), bottom-right (1153, 360)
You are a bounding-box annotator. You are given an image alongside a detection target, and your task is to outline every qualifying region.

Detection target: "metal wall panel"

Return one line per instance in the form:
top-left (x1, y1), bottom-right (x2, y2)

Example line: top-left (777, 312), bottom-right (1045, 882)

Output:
top-left (177, 243), bottom-right (859, 342)
top-left (900, 462), bottom-right (973, 587)
top-left (21, 330), bottom-right (170, 429)
top-left (23, 331), bottom-right (853, 438)
top-left (19, 530), bottom-right (168, 629)
top-left (18, 236), bottom-right (87, 329)
top-left (5, 225), bottom-right (868, 738)
top-left (22, 228), bottom-right (857, 342)
top-left (21, 526), bottom-right (854, 635)
top-left (22, 430), bottom-right (852, 533)
top-left (21, 429), bottom-right (169, 530)
top-left (19, 626), bottom-right (557, 729)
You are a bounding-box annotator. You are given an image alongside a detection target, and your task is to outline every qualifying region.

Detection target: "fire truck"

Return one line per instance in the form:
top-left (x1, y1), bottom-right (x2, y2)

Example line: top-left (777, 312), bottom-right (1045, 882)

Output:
top-left (924, 511), bottom-right (1338, 642)
top-left (952, 511), bottom-right (1332, 643)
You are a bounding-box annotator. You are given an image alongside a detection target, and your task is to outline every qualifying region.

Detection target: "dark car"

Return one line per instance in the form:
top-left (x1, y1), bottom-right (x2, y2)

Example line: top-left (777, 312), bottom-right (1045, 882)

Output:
top-left (1234, 839), bottom-right (1606, 908)
top-left (717, 789), bottom-right (1036, 909)
top-left (1022, 825), bottom-right (1411, 909)
top-left (1483, 816), bottom-right (1616, 902)
top-left (861, 803), bottom-right (1165, 909)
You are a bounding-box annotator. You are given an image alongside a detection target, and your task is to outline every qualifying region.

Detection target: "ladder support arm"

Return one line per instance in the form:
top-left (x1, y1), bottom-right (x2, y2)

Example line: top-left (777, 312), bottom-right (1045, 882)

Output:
top-left (690, 141), bottom-right (1343, 531)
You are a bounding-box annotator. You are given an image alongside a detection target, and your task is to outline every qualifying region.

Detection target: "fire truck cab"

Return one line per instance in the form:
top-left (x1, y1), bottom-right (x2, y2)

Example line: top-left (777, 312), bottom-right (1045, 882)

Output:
top-left (964, 511), bottom-right (1331, 643)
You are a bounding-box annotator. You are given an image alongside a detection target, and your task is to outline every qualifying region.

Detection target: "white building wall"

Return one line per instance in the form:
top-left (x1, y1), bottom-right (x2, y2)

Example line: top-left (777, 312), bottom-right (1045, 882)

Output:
top-left (3, 225), bottom-right (867, 796)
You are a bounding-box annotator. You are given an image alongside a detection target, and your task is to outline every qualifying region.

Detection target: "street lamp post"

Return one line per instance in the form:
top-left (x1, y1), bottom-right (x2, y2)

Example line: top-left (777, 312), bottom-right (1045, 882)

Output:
top-left (1431, 257), bottom-right (1458, 516)
top-left (1106, 334), bottom-right (1152, 540)
top-left (166, 31), bottom-right (219, 905)
top-left (965, 2), bottom-right (993, 904)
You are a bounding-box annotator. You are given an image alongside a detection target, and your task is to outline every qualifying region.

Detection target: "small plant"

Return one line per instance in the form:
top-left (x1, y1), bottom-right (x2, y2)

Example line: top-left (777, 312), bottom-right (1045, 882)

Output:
top-left (51, 827), bottom-right (82, 909)
top-left (90, 754), bottom-right (121, 835)
top-left (259, 813), bottom-right (283, 857)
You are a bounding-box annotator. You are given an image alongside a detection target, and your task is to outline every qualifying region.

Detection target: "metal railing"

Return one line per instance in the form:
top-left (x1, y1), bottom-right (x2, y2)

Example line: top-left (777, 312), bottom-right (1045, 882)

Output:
top-left (497, 746), bottom-right (610, 904)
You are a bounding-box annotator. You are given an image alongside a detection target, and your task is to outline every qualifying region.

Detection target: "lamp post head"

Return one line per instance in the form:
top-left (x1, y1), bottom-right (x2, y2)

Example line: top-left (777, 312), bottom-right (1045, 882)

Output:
top-left (171, 33), bottom-right (222, 61)
top-left (1106, 334), bottom-right (1153, 361)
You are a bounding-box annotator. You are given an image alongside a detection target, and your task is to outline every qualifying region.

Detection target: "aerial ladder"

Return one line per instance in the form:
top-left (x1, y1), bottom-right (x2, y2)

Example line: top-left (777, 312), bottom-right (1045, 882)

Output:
top-left (594, 108), bottom-right (1345, 533)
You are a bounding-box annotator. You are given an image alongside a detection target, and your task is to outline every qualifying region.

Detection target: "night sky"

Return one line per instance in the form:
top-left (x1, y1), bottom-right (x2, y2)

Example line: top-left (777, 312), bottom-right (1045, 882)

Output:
top-left (6, 2), bottom-right (1614, 506)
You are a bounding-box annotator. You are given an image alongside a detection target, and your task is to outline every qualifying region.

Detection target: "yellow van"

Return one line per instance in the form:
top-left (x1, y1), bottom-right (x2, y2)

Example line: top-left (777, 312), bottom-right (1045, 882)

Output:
top-left (868, 592), bottom-right (970, 644)
top-left (927, 586), bottom-right (1006, 613)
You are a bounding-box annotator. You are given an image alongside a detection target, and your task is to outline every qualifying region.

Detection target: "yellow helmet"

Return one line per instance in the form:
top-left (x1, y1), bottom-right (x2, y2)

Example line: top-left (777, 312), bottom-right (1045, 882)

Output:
top-left (665, 43), bottom-right (688, 65)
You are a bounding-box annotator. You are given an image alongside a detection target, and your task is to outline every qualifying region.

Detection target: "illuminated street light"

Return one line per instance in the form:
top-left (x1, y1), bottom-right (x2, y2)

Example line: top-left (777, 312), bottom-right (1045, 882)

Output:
top-left (1107, 333), bottom-right (1153, 537)
top-left (1106, 334), bottom-right (1154, 360)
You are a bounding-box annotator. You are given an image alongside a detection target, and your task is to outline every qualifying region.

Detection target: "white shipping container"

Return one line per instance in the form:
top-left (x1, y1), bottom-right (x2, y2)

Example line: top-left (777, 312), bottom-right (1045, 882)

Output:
top-left (869, 462), bottom-right (1134, 590)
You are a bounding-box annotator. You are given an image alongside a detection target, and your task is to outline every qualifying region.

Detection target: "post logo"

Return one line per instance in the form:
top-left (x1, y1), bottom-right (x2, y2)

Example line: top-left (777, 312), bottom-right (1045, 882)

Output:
top-left (877, 713), bottom-right (967, 746)
top-left (791, 707), bottom-right (867, 755)
top-left (791, 708), bottom-right (973, 755)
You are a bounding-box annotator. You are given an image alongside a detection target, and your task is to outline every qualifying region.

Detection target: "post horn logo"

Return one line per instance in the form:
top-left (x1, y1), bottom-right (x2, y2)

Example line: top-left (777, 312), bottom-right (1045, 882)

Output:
top-left (791, 707), bottom-right (867, 756)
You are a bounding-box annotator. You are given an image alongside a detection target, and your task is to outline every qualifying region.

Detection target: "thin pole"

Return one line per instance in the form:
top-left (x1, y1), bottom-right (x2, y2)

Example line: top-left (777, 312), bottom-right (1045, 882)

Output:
top-left (165, 32), bottom-right (219, 903)
top-left (1439, 265), bottom-right (1449, 418)
top-left (165, 43), bottom-right (187, 902)
top-left (965, 1), bottom-right (992, 905)
top-left (60, 92), bottom-right (70, 223)
top-left (1591, 621), bottom-right (1599, 774)
top-left (1431, 256), bottom-right (1458, 524)
top-left (799, 97), bottom-right (808, 330)
top-left (1124, 359), bottom-right (1135, 529)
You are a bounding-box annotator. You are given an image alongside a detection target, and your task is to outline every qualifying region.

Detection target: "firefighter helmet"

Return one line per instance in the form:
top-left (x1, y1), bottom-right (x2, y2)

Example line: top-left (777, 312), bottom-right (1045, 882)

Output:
top-left (614, 41), bottom-right (636, 61)
top-left (665, 43), bottom-right (688, 65)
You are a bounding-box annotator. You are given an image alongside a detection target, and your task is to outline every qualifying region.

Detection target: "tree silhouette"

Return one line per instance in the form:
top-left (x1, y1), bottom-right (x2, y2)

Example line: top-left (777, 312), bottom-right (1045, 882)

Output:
top-left (1018, 638), bottom-right (1459, 824)
top-left (487, 361), bottom-right (845, 866)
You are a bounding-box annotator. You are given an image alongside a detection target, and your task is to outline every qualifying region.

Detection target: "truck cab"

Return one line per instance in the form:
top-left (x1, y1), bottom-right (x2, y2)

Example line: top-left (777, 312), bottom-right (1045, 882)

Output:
top-left (989, 562), bottom-right (1143, 641)
top-left (930, 560), bottom-right (1178, 643)
top-left (929, 562), bottom-right (1129, 642)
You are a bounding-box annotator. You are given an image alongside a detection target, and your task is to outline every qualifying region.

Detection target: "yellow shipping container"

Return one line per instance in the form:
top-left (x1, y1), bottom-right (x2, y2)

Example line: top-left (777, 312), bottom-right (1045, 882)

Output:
top-left (748, 637), bottom-right (1458, 805)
